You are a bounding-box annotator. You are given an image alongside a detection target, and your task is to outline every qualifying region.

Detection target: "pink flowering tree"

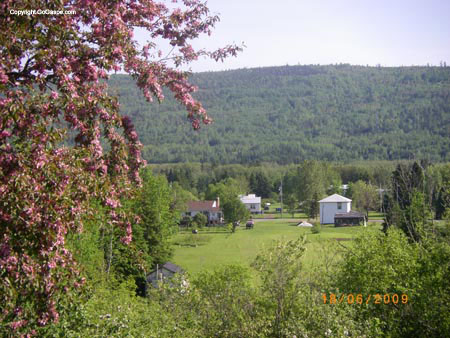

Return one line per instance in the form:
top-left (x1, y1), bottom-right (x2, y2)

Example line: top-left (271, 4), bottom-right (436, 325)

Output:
top-left (0, 0), bottom-right (240, 333)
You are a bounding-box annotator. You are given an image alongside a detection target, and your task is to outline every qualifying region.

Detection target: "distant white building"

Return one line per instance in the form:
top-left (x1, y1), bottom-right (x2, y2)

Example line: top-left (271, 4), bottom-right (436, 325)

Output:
top-left (319, 194), bottom-right (351, 224)
top-left (239, 194), bottom-right (262, 214)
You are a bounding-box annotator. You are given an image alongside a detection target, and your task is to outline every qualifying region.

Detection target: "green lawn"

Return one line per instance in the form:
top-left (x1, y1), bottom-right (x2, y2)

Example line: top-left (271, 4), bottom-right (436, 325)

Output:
top-left (252, 202), bottom-right (310, 219)
top-left (368, 211), bottom-right (385, 220)
top-left (252, 212), bottom-right (311, 219)
top-left (171, 220), bottom-right (382, 276)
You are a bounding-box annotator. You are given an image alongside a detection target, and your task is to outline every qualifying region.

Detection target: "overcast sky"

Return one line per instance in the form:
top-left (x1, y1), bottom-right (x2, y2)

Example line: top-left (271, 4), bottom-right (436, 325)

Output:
top-left (138, 0), bottom-right (450, 72)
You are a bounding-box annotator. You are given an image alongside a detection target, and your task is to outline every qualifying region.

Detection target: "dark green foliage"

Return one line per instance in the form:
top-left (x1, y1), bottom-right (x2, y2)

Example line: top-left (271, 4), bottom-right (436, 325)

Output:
top-left (131, 169), bottom-right (177, 266)
top-left (180, 215), bottom-right (193, 227)
top-left (384, 162), bottom-right (433, 242)
top-left (249, 171), bottom-right (272, 198)
top-left (435, 187), bottom-right (449, 219)
top-left (109, 65), bottom-right (450, 164)
top-left (433, 165), bottom-right (450, 219)
top-left (192, 213), bottom-right (207, 228)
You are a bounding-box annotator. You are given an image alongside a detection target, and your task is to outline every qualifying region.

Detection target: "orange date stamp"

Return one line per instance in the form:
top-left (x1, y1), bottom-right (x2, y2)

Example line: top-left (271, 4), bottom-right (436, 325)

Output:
top-left (322, 293), bottom-right (409, 305)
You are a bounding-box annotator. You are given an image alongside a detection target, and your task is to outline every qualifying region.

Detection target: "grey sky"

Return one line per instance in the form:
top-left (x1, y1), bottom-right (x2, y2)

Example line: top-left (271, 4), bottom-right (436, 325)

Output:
top-left (138, 0), bottom-right (450, 72)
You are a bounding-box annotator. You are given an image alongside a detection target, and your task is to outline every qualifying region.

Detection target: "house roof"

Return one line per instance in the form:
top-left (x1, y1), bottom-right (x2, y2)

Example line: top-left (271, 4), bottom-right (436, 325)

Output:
top-left (148, 262), bottom-right (183, 275)
top-left (187, 200), bottom-right (221, 212)
top-left (239, 194), bottom-right (261, 204)
top-left (334, 211), bottom-right (365, 219)
top-left (146, 262), bottom-right (184, 282)
top-left (319, 194), bottom-right (352, 203)
top-left (161, 262), bottom-right (183, 274)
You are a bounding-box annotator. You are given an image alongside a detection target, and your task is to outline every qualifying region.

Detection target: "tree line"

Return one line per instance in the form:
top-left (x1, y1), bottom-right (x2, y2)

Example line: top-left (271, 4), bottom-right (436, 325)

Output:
top-left (151, 160), bottom-right (449, 220)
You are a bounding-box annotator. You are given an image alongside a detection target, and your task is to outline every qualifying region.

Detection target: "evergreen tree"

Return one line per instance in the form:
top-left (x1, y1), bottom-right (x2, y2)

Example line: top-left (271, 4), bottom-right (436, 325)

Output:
top-left (435, 187), bottom-right (449, 220)
top-left (249, 171), bottom-right (272, 198)
top-left (384, 162), bottom-right (431, 242)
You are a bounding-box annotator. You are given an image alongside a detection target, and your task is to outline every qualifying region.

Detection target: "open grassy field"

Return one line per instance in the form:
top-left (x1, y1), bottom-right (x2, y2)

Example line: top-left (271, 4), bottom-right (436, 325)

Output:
top-left (171, 219), bottom-right (382, 276)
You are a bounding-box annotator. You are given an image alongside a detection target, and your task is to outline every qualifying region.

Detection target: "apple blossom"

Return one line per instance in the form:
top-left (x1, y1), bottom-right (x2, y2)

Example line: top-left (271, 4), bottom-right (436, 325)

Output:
top-left (0, 0), bottom-right (240, 334)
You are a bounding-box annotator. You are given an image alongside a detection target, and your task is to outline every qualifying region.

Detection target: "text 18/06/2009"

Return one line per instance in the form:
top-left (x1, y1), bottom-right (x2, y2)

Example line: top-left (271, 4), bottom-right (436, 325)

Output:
top-left (322, 293), bottom-right (409, 305)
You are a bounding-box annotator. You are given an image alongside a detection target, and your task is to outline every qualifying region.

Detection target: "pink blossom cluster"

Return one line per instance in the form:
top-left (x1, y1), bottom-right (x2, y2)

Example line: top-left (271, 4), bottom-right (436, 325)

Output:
top-left (0, 0), bottom-right (240, 334)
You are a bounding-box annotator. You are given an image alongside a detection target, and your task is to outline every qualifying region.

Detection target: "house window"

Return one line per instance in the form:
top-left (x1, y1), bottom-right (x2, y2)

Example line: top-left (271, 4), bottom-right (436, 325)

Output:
top-left (251, 204), bottom-right (255, 209)
top-left (337, 202), bottom-right (342, 210)
top-left (186, 212), bottom-right (191, 216)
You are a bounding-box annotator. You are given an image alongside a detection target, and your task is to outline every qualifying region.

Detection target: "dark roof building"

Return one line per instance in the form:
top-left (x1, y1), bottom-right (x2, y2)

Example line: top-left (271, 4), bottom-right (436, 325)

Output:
top-left (146, 262), bottom-right (184, 288)
top-left (334, 211), bottom-right (366, 227)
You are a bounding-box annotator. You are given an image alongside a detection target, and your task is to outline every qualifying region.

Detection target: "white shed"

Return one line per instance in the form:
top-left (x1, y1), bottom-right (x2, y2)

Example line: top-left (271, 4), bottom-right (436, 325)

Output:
top-left (319, 194), bottom-right (351, 224)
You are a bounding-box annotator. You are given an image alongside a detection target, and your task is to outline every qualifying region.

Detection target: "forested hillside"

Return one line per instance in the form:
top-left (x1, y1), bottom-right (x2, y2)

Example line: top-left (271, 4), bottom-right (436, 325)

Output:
top-left (109, 65), bottom-right (450, 164)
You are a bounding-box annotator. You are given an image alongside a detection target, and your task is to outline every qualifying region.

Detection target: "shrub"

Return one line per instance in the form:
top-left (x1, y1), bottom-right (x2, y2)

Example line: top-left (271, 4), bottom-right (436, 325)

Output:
top-left (335, 227), bottom-right (450, 337)
top-left (193, 213), bottom-right (208, 228)
top-left (180, 216), bottom-right (193, 227)
top-left (311, 222), bottom-right (322, 234)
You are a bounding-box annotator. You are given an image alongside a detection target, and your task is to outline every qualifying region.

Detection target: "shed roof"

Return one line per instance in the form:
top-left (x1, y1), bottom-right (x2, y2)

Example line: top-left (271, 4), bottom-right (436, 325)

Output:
top-left (319, 194), bottom-right (352, 203)
top-left (161, 262), bottom-right (183, 273)
top-left (149, 262), bottom-right (184, 275)
top-left (146, 262), bottom-right (184, 283)
top-left (334, 211), bottom-right (365, 219)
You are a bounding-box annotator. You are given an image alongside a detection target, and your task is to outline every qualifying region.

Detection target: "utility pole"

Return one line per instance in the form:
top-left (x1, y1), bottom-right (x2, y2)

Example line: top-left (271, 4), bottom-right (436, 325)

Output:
top-left (280, 178), bottom-right (283, 218)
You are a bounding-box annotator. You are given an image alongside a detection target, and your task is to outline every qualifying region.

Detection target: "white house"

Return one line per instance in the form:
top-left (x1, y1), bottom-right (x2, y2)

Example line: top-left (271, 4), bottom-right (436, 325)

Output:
top-left (319, 194), bottom-right (351, 224)
top-left (183, 198), bottom-right (223, 224)
top-left (239, 194), bottom-right (262, 214)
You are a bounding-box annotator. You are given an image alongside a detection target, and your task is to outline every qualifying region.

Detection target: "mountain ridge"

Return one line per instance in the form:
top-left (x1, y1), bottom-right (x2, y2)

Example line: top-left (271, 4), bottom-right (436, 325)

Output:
top-left (108, 64), bottom-right (450, 164)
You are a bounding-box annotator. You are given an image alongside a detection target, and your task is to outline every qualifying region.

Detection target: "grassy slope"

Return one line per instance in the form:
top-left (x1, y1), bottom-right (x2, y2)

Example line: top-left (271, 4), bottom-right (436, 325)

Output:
top-left (171, 219), bottom-right (382, 276)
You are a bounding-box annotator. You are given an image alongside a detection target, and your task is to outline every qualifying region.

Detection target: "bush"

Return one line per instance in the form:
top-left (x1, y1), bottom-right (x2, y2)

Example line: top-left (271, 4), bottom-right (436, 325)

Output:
top-left (193, 213), bottom-right (208, 228)
top-left (192, 265), bottom-right (262, 337)
top-left (180, 216), bottom-right (192, 227)
top-left (335, 227), bottom-right (450, 337)
top-left (311, 222), bottom-right (322, 234)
